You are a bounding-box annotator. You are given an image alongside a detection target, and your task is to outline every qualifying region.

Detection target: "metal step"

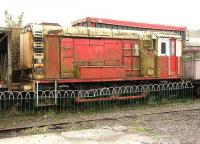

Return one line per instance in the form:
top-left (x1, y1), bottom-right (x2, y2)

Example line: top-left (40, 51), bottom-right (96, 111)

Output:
top-left (36, 104), bottom-right (57, 107)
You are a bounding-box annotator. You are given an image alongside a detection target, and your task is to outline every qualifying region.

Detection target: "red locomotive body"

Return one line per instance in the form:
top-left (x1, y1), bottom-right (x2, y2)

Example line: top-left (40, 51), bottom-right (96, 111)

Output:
top-left (44, 36), bottom-right (140, 80)
top-left (19, 25), bottom-right (184, 91)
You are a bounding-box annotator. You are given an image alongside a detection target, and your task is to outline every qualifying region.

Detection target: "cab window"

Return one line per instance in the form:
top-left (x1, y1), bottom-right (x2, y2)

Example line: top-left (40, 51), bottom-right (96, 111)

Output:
top-left (161, 42), bottom-right (166, 54)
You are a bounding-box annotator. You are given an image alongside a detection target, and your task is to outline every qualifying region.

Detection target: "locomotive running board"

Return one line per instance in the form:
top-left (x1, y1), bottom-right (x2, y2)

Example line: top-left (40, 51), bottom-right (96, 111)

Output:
top-left (75, 92), bottom-right (149, 103)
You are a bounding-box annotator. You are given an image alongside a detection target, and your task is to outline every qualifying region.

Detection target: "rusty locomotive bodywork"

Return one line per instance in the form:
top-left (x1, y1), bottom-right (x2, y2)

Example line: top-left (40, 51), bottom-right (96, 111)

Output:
top-left (2, 18), bottom-right (198, 108)
top-left (19, 24), bottom-right (184, 91)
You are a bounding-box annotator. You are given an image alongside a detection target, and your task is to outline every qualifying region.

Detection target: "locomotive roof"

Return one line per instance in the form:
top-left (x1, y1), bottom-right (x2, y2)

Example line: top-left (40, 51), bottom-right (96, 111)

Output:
top-left (72, 17), bottom-right (187, 32)
top-left (22, 23), bottom-right (182, 40)
top-left (57, 27), bottom-right (143, 39)
top-left (53, 27), bottom-right (182, 39)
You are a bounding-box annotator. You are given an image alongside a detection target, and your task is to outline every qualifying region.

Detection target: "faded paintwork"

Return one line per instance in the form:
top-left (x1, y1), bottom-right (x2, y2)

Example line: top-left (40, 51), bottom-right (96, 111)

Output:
top-left (77, 66), bottom-right (126, 79)
top-left (62, 27), bottom-right (141, 39)
top-left (45, 36), bottom-right (60, 79)
top-left (19, 24), bottom-right (183, 85)
top-left (140, 32), bottom-right (182, 77)
top-left (46, 37), bottom-right (141, 79)
top-left (140, 33), bottom-right (157, 77)
top-left (60, 38), bottom-right (74, 78)
top-left (20, 32), bottom-right (33, 68)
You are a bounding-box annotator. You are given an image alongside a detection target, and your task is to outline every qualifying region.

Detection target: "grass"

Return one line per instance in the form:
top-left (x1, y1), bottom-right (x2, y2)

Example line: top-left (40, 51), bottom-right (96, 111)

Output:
top-left (133, 127), bottom-right (152, 133)
top-left (0, 98), bottom-right (198, 138)
top-left (0, 98), bottom-right (199, 129)
top-left (22, 127), bottom-right (49, 135)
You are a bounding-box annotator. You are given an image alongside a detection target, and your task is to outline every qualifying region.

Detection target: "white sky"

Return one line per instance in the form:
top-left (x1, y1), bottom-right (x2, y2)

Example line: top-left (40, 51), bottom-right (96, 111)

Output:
top-left (0, 0), bottom-right (199, 30)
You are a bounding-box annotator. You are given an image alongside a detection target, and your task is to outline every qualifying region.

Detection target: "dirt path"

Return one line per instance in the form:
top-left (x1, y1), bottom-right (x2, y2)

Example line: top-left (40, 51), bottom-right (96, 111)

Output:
top-left (0, 128), bottom-right (158, 144)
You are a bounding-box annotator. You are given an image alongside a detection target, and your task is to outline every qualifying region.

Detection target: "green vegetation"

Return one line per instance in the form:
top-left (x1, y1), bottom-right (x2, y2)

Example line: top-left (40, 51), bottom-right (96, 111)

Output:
top-left (133, 127), bottom-right (152, 133)
top-left (4, 10), bottom-right (24, 28)
top-left (22, 127), bottom-right (49, 135)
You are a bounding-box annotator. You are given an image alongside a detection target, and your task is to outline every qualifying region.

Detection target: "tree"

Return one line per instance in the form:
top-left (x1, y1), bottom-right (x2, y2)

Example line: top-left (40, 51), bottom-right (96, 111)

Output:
top-left (4, 10), bottom-right (24, 28)
top-left (4, 10), bottom-right (24, 69)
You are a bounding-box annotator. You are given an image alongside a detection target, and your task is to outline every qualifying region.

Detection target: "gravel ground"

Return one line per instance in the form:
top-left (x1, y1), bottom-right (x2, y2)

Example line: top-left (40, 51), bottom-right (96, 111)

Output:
top-left (137, 110), bottom-right (200, 143)
top-left (0, 100), bottom-right (199, 143)
top-left (1, 100), bottom-right (200, 129)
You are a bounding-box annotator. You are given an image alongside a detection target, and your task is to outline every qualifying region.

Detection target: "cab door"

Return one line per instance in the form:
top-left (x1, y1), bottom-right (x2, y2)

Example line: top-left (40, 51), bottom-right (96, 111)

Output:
top-left (169, 39), bottom-right (176, 76)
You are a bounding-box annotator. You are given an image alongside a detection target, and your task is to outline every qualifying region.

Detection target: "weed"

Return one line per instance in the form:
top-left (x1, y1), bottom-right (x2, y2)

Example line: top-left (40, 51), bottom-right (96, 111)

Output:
top-left (22, 127), bottom-right (49, 135)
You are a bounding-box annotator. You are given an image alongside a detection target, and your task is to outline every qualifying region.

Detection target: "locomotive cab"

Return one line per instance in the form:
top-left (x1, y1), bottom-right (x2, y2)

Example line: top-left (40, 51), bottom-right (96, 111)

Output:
top-left (156, 33), bottom-right (182, 78)
top-left (140, 32), bottom-right (182, 78)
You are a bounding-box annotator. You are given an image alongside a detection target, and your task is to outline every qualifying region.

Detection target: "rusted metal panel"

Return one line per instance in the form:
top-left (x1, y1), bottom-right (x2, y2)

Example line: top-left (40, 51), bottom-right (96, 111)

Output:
top-left (63, 57), bottom-right (74, 71)
top-left (122, 40), bottom-right (141, 77)
top-left (61, 37), bottom-right (73, 43)
top-left (20, 32), bottom-right (33, 69)
top-left (90, 39), bottom-right (104, 45)
top-left (74, 45), bottom-right (90, 62)
top-left (104, 40), bottom-right (122, 62)
top-left (75, 92), bottom-right (148, 103)
top-left (73, 38), bottom-right (90, 63)
top-left (126, 70), bottom-right (140, 77)
top-left (77, 66), bottom-right (126, 79)
top-left (73, 38), bottom-right (123, 66)
top-left (104, 60), bottom-right (120, 66)
top-left (177, 57), bottom-right (182, 76)
top-left (63, 48), bottom-right (73, 57)
top-left (140, 38), bottom-right (156, 77)
top-left (89, 45), bottom-right (105, 62)
top-left (45, 36), bottom-right (60, 78)
top-left (62, 27), bottom-right (140, 39)
top-left (123, 48), bottom-right (132, 57)
top-left (133, 57), bottom-right (140, 70)
top-left (122, 41), bottom-right (132, 70)
top-left (89, 62), bottom-right (104, 66)
top-left (61, 38), bottom-right (74, 78)
top-left (123, 57), bottom-right (132, 69)
top-left (74, 38), bottom-right (89, 45)
top-left (158, 56), bottom-right (168, 77)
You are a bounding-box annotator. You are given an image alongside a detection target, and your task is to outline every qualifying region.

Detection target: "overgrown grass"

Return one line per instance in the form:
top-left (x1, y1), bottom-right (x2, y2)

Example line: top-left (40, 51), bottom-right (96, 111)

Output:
top-left (22, 127), bottom-right (49, 135)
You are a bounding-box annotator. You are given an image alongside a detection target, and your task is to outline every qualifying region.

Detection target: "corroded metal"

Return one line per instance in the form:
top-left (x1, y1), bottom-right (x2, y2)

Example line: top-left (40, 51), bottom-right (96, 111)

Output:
top-left (61, 27), bottom-right (141, 39)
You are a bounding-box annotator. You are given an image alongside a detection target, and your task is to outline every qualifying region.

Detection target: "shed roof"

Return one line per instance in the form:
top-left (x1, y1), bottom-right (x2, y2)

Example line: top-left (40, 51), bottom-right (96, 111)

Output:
top-left (0, 27), bottom-right (10, 33)
top-left (72, 17), bottom-right (187, 31)
top-left (187, 30), bottom-right (200, 47)
top-left (188, 30), bottom-right (200, 38)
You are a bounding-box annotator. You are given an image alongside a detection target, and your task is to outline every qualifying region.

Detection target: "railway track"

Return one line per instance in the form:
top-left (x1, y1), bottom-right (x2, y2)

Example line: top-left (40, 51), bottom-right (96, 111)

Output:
top-left (0, 107), bottom-right (199, 136)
